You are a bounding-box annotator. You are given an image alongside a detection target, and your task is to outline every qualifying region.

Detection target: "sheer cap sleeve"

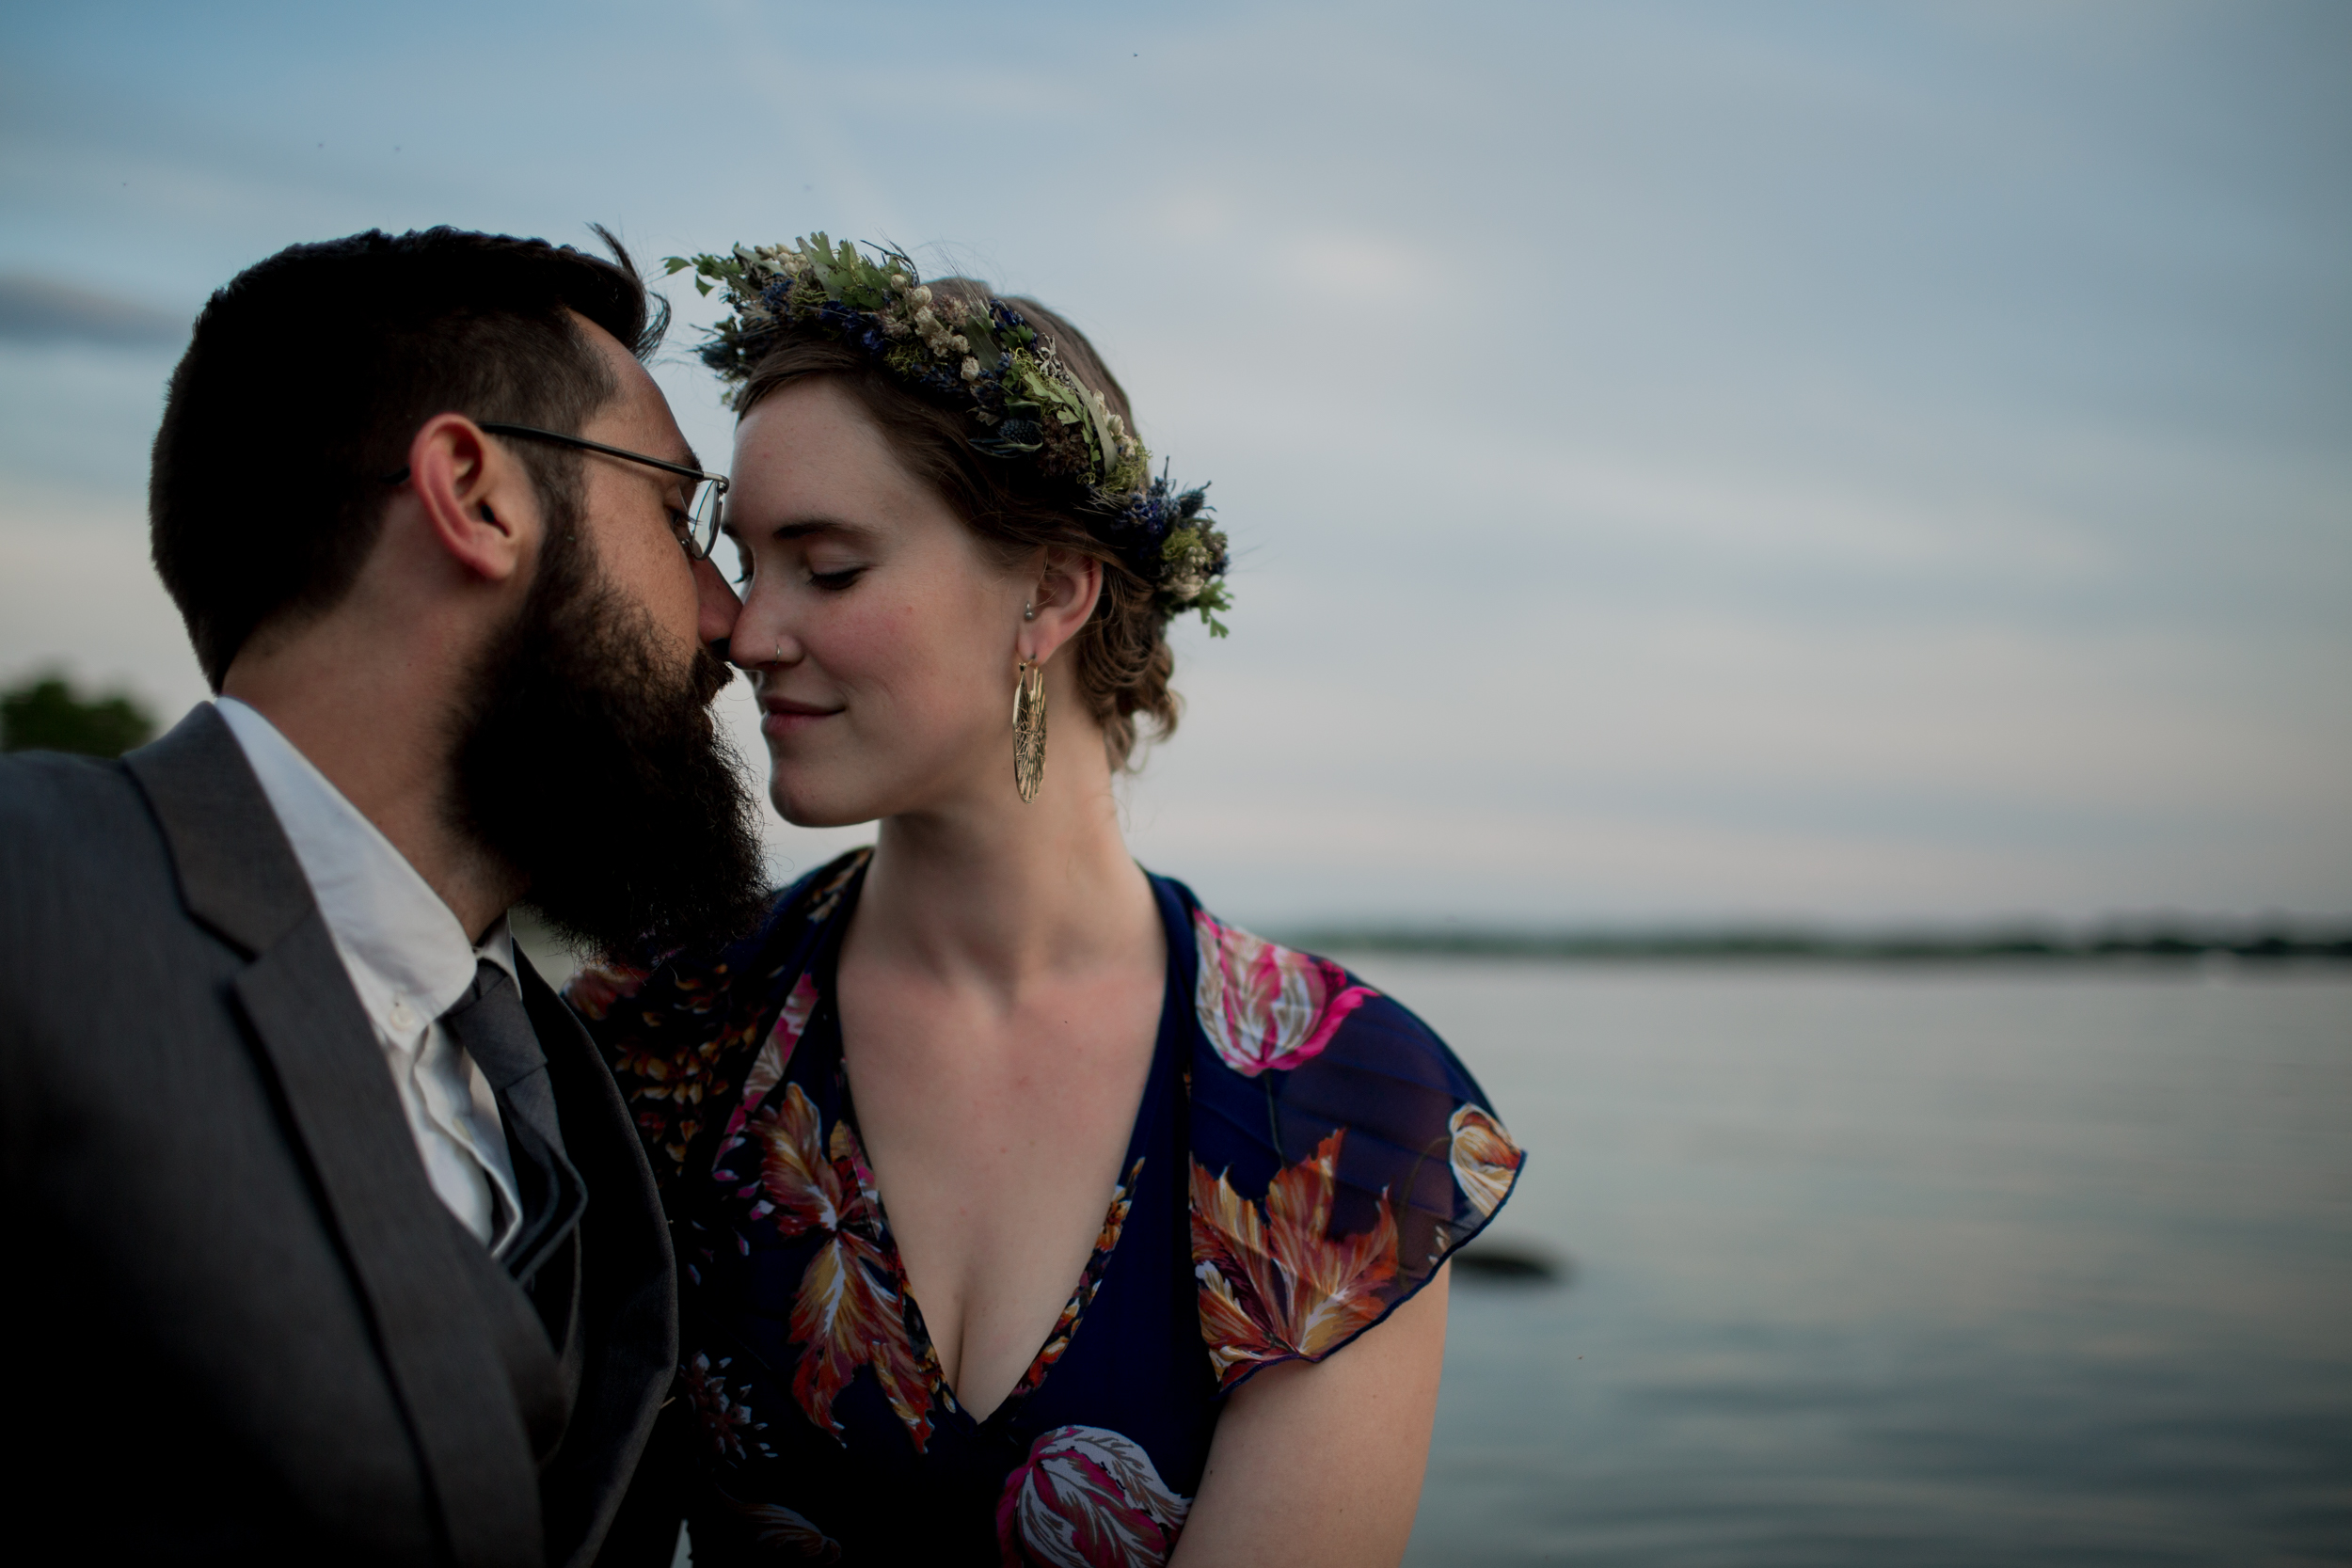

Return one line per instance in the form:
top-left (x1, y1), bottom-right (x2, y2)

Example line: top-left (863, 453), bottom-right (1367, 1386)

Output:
top-left (1168, 879), bottom-right (1525, 1392)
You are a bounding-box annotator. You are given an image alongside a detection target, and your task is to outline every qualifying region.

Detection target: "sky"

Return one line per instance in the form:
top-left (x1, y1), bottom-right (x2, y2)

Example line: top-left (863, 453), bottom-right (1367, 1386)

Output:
top-left (1, 0), bottom-right (2344, 928)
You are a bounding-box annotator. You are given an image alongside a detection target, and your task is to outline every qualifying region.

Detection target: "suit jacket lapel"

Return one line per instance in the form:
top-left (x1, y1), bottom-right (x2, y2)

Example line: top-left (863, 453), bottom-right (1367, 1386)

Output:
top-left (127, 706), bottom-right (545, 1567)
top-left (125, 704), bottom-right (310, 957)
top-left (519, 952), bottom-right (678, 1568)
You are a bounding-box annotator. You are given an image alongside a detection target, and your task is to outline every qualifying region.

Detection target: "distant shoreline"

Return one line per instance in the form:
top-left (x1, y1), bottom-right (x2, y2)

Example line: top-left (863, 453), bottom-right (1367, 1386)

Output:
top-left (1282, 927), bottom-right (2352, 963)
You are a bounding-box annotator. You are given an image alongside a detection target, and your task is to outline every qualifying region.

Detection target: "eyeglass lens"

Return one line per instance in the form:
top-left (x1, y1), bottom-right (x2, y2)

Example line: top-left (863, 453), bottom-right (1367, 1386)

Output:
top-left (691, 481), bottom-right (725, 559)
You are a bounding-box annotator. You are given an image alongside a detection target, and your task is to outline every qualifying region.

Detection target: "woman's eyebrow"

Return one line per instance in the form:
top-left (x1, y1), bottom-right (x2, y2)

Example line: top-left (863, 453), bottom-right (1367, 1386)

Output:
top-left (718, 515), bottom-right (883, 547)
top-left (766, 518), bottom-right (882, 544)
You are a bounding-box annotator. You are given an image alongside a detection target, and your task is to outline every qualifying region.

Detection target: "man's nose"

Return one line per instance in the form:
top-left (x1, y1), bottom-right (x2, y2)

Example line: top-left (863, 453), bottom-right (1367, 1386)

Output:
top-left (694, 555), bottom-right (742, 650)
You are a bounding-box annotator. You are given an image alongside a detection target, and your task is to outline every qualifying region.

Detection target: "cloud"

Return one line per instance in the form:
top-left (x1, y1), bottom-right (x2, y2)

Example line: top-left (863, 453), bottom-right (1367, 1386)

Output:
top-left (1275, 231), bottom-right (1434, 308)
top-left (0, 0), bottom-right (2344, 921)
top-left (0, 276), bottom-right (187, 348)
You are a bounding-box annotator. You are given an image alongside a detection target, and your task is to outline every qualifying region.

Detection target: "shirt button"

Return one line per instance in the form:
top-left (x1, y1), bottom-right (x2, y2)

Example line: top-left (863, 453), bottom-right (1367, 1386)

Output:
top-left (389, 998), bottom-right (417, 1031)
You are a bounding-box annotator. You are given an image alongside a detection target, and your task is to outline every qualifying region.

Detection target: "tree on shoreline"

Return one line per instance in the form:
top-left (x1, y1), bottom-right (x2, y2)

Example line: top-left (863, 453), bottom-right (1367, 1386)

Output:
top-left (2, 671), bottom-right (157, 758)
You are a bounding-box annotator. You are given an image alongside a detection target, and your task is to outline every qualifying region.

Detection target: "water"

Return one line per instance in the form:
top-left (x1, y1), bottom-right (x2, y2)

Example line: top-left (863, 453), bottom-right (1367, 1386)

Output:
top-left (1362, 958), bottom-right (2352, 1566)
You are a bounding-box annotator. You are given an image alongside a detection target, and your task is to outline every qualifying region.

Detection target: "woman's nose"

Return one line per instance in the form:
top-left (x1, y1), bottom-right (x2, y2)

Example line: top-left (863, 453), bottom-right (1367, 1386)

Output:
top-left (721, 589), bottom-right (803, 673)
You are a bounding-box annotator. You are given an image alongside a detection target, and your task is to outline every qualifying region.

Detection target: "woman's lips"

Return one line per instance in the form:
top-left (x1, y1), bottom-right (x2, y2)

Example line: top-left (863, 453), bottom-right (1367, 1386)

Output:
top-left (760, 697), bottom-right (841, 738)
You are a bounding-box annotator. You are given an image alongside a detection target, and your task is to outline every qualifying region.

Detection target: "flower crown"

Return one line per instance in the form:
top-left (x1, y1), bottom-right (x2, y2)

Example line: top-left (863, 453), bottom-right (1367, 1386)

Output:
top-left (666, 236), bottom-right (1231, 633)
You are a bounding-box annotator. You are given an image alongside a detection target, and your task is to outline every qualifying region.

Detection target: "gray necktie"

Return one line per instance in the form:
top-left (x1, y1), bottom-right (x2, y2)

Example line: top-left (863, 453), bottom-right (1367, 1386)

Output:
top-left (440, 958), bottom-right (584, 1285)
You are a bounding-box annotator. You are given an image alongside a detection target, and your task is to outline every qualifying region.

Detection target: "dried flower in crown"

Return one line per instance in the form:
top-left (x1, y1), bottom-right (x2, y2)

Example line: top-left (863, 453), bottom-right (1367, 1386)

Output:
top-left (665, 236), bottom-right (1231, 633)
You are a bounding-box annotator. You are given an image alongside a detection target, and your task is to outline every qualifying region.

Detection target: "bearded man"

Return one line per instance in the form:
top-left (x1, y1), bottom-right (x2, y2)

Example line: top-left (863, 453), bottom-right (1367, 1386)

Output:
top-left (0, 228), bottom-right (769, 1565)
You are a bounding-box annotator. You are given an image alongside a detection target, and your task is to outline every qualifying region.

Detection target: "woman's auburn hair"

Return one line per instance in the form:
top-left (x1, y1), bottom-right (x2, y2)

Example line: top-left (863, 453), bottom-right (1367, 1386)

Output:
top-left (737, 283), bottom-right (1180, 771)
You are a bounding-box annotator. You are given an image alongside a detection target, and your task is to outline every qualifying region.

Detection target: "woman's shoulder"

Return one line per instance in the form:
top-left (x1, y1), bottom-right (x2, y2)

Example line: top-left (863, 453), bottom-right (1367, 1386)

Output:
top-left (1175, 887), bottom-right (1490, 1105)
top-left (564, 847), bottom-right (868, 1173)
top-left (1156, 880), bottom-right (1527, 1392)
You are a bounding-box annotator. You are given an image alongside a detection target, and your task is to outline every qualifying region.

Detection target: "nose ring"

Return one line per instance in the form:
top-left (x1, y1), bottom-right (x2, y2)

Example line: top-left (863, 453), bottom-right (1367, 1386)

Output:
top-left (774, 641), bottom-right (784, 664)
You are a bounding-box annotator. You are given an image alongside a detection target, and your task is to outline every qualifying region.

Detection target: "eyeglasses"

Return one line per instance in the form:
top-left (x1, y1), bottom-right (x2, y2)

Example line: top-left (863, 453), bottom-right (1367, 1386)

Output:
top-left (479, 422), bottom-right (729, 562)
top-left (380, 421), bottom-right (730, 562)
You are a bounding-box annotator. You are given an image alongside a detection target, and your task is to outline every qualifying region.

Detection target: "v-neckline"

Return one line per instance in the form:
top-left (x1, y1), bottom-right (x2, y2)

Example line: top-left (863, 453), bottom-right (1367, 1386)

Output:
top-left (809, 874), bottom-right (1182, 1433)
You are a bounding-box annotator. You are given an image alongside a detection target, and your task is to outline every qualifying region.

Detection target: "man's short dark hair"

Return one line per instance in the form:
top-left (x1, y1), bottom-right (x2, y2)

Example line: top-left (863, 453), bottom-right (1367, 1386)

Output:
top-left (151, 226), bottom-right (667, 689)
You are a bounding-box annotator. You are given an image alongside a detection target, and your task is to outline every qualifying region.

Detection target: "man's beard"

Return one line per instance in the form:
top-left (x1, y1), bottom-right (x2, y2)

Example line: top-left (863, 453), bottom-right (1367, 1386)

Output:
top-left (451, 530), bottom-right (770, 960)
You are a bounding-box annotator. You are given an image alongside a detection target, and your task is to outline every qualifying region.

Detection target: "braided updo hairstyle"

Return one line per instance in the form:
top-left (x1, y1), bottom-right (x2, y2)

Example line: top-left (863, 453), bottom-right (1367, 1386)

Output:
top-left (736, 282), bottom-right (1180, 770)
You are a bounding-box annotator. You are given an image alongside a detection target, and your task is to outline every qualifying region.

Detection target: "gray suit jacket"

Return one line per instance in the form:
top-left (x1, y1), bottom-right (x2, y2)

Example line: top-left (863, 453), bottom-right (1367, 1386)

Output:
top-left (0, 705), bottom-right (675, 1566)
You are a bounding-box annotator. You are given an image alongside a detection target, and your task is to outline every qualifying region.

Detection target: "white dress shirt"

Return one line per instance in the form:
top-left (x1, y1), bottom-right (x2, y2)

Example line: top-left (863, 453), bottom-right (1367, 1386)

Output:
top-left (216, 698), bottom-right (524, 1255)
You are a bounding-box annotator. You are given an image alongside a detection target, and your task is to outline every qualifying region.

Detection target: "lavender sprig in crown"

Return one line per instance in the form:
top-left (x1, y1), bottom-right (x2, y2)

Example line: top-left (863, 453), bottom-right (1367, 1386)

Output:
top-left (665, 236), bottom-right (1231, 634)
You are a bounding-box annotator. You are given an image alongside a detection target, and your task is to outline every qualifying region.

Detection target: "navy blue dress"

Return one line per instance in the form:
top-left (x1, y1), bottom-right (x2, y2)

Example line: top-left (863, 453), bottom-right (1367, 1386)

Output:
top-left (569, 850), bottom-right (1522, 1565)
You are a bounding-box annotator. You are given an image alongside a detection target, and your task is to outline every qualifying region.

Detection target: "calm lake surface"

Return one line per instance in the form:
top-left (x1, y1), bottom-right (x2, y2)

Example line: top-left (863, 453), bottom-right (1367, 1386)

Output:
top-left (1359, 958), bottom-right (2352, 1567)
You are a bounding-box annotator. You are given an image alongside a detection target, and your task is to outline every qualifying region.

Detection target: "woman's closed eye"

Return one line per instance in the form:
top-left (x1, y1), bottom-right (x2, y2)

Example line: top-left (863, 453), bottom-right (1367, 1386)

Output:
top-left (806, 564), bottom-right (866, 591)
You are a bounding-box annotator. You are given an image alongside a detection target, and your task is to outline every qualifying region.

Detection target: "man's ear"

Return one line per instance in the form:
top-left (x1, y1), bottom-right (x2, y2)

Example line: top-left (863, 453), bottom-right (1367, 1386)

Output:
top-left (405, 414), bottom-right (539, 584)
top-left (1020, 546), bottom-right (1104, 664)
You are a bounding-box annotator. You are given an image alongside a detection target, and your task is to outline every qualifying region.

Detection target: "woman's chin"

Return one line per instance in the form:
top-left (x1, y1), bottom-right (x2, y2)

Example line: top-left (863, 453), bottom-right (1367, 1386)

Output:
top-left (769, 790), bottom-right (860, 831)
top-left (767, 774), bottom-right (881, 831)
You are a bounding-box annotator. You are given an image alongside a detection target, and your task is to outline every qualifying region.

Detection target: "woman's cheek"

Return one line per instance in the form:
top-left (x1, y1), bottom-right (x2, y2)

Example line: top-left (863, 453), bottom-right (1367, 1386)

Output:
top-left (818, 596), bottom-right (908, 681)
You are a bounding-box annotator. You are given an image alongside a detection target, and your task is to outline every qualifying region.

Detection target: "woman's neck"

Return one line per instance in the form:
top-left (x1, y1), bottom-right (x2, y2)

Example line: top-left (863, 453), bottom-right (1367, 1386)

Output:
top-left (850, 732), bottom-right (1162, 999)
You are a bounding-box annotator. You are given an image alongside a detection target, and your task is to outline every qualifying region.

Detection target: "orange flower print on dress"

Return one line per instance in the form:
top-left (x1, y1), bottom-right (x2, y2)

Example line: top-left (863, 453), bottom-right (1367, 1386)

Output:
top-left (1007, 1161), bottom-right (1144, 1408)
top-left (1191, 911), bottom-right (1376, 1077)
top-left (715, 1490), bottom-right (842, 1562)
top-left (1447, 1104), bottom-right (1522, 1219)
top-left (753, 1084), bottom-right (939, 1451)
top-left (801, 847), bottom-right (867, 926)
top-left (996, 1425), bottom-right (1192, 1568)
top-left (714, 973), bottom-right (819, 1166)
top-left (582, 962), bottom-right (755, 1173)
top-left (564, 959), bottom-right (647, 1021)
top-left (1188, 1130), bottom-right (1398, 1389)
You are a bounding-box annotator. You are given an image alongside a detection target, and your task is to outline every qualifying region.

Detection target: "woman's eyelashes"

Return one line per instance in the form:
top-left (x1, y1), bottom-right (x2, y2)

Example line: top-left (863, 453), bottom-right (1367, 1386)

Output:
top-left (732, 534), bottom-right (867, 591)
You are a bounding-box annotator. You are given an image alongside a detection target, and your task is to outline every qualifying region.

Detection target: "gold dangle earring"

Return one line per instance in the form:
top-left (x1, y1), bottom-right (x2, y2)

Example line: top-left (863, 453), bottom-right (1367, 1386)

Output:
top-left (1012, 656), bottom-right (1048, 803)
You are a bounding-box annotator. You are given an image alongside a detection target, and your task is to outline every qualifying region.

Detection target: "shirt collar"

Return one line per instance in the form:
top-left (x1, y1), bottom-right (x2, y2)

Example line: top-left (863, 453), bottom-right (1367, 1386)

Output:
top-left (216, 698), bottom-right (514, 1029)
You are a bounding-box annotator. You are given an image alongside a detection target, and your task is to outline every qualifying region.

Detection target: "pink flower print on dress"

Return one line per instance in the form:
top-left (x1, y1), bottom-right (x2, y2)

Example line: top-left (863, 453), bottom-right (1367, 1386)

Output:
top-left (679, 1351), bottom-right (772, 1464)
top-left (996, 1425), bottom-right (1191, 1567)
top-left (1191, 911), bottom-right (1376, 1077)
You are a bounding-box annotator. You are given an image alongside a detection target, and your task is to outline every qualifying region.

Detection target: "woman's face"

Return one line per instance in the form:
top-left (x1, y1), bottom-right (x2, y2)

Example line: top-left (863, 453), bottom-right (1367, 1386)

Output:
top-left (723, 377), bottom-right (1031, 828)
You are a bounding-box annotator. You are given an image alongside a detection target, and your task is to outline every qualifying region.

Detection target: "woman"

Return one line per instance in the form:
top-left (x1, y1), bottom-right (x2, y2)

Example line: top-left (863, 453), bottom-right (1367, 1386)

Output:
top-left (569, 237), bottom-right (1523, 1566)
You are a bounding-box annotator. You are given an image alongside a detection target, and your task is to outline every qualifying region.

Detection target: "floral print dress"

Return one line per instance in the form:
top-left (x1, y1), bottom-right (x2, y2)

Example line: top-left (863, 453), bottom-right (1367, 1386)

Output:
top-left (568, 851), bottom-right (1523, 1566)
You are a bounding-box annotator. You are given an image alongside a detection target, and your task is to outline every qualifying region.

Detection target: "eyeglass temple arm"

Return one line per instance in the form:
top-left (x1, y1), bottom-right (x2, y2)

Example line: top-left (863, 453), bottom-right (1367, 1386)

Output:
top-left (376, 422), bottom-right (729, 493)
top-left (478, 422), bottom-right (727, 492)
